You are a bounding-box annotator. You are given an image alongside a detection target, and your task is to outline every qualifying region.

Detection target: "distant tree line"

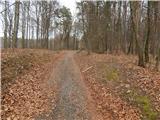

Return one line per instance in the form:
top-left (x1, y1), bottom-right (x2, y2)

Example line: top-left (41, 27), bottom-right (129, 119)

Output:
top-left (0, 0), bottom-right (77, 49)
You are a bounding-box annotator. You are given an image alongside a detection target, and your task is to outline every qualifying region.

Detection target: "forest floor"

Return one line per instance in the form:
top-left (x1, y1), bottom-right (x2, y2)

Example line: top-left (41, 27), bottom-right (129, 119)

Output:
top-left (1, 49), bottom-right (63, 119)
top-left (75, 51), bottom-right (160, 120)
top-left (1, 49), bottom-right (160, 120)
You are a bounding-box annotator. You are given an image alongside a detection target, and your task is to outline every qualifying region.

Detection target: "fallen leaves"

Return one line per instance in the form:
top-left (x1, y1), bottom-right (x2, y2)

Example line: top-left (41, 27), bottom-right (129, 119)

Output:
top-left (85, 75), bottom-right (141, 120)
top-left (75, 51), bottom-right (160, 120)
top-left (1, 49), bottom-right (63, 120)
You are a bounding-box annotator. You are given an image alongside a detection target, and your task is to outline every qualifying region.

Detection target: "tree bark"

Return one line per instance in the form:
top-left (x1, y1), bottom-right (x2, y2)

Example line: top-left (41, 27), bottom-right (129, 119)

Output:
top-left (144, 1), bottom-right (151, 63)
top-left (4, 0), bottom-right (8, 48)
top-left (130, 1), bottom-right (145, 67)
top-left (21, 2), bottom-right (26, 48)
top-left (12, 0), bottom-right (20, 48)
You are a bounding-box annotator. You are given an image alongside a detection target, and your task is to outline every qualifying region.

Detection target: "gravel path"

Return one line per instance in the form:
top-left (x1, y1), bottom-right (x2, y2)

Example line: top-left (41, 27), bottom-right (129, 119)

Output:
top-left (37, 51), bottom-right (95, 120)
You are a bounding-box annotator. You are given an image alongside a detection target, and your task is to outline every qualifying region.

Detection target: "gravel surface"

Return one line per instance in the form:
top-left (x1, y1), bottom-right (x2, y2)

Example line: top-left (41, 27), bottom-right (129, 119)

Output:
top-left (37, 51), bottom-right (93, 120)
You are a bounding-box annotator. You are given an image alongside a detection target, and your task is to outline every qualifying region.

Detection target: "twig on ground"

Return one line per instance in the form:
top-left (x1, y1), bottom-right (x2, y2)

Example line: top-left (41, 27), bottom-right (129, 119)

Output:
top-left (82, 66), bottom-right (93, 73)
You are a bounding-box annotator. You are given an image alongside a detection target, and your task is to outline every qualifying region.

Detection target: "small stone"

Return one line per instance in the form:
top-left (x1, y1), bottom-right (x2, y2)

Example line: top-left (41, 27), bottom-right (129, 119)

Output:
top-left (127, 90), bottom-right (131, 93)
top-left (7, 117), bottom-right (11, 120)
top-left (125, 84), bottom-right (130, 88)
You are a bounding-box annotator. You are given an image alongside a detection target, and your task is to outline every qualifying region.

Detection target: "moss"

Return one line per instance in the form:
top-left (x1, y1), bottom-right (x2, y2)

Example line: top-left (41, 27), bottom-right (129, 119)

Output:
top-left (106, 68), bottom-right (119, 81)
top-left (99, 63), bottom-right (157, 119)
top-left (135, 96), bottom-right (157, 120)
top-left (147, 111), bottom-right (158, 120)
top-left (125, 90), bottom-right (157, 120)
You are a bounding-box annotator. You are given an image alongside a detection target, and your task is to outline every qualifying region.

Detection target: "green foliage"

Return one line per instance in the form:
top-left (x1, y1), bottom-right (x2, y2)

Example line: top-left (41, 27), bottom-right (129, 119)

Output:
top-left (58, 6), bottom-right (72, 25)
top-left (99, 62), bottom-right (158, 120)
top-left (106, 68), bottom-right (119, 81)
top-left (135, 96), bottom-right (157, 120)
top-left (125, 89), bottom-right (158, 120)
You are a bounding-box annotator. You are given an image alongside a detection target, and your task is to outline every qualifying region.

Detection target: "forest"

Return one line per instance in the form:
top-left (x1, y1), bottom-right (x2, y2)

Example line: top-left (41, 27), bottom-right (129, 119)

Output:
top-left (1, 0), bottom-right (160, 68)
top-left (1, 0), bottom-right (160, 120)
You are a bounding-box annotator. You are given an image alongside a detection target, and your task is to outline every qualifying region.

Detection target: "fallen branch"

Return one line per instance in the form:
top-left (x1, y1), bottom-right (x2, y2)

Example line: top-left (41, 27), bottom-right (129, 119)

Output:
top-left (82, 66), bottom-right (93, 73)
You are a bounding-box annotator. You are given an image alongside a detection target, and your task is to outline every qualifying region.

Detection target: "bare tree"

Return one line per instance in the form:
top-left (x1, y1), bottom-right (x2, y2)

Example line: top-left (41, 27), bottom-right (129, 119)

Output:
top-left (21, 1), bottom-right (27, 48)
top-left (7, 3), bottom-right (13, 48)
top-left (144, 1), bottom-right (151, 63)
top-left (130, 1), bottom-right (145, 67)
top-left (12, 0), bottom-right (20, 48)
top-left (3, 1), bottom-right (8, 48)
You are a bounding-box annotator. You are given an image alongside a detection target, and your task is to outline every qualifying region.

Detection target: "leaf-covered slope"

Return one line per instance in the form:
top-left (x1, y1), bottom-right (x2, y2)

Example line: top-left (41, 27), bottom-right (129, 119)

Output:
top-left (1, 49), bottom-right (63, 120)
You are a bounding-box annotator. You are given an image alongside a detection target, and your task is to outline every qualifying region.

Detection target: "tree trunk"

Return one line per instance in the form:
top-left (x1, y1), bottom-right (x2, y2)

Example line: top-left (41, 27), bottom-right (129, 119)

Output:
top-left (21, 2), bottom-right (26, 48)
top-left (12, 0), bottom-right (20, 48)
top-left (130, 1), bottom-right (145, 67)
top-left (4, 0), bottom-right (8, 48)
top-left (144, 1), bottom-right (151, 63)
top-left (155, 48), bottom-right (160, 71)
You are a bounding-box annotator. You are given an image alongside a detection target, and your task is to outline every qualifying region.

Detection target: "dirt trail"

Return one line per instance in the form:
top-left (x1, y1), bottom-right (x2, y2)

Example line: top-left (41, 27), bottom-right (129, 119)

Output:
top-left (37, 51), bottom-right (98, 120)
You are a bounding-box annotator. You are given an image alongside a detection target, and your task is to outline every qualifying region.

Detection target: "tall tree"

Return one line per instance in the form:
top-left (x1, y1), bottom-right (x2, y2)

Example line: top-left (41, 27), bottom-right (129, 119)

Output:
top-left (34, 1), bottom-right (40, 48)
top-left (57, 6), bottom-right (72, 49)
top-left (7, 3), bottom-right (13, 48)
top-left (26, 1), bottom-right (30, 48)
top-left (3, 0), bottom-right (8, 48)
top-left (144, 1), bottom-right (151, 63)
top-left (130, 1), bottom-right (145, 67)
top-left (76, 1), bottom-right (91, 54)
top-left (12, 0), bottom-right (20, 48)
top-left (154, 2), bottom-right (160, 70)
top-left (21, 1), bottom-right (27, 48)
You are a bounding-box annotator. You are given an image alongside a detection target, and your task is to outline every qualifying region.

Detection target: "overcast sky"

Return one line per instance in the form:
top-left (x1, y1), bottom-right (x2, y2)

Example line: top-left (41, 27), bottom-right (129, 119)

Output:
top-left (0, 0), bottom-right (78, 37)
top-left (59, 0), bottom-right (78, 16)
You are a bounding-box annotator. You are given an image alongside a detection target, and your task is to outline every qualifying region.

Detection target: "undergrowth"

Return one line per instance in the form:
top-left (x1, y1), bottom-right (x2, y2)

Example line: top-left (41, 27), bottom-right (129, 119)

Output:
top-left (126, 89), bottom-right (157, 120)
top-left (106, 68), bottom-right (119, 81)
